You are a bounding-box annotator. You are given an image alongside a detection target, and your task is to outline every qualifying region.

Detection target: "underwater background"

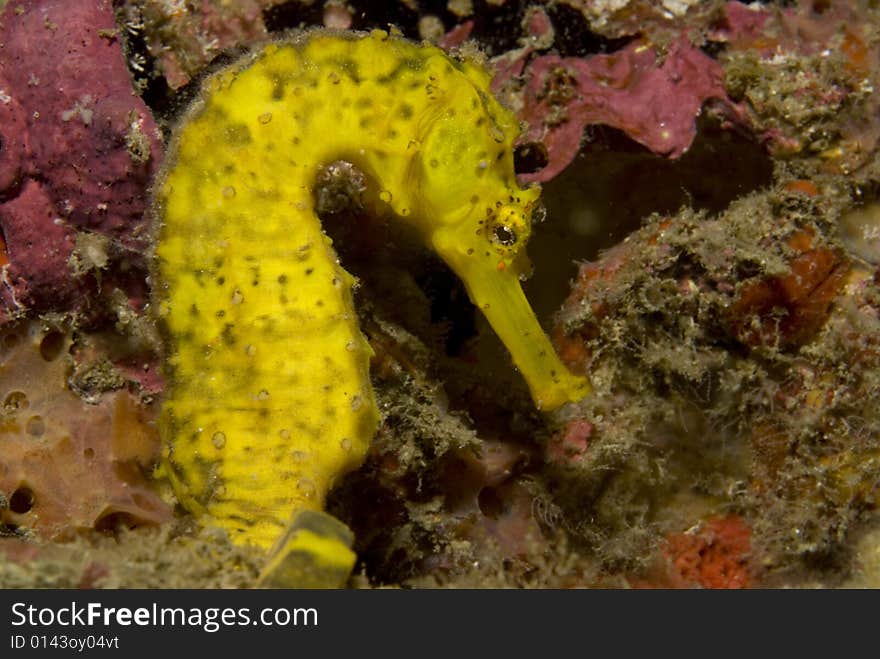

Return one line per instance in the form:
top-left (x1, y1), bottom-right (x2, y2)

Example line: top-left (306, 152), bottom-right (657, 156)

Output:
top-left (1, 0), bottom-right (880, 588)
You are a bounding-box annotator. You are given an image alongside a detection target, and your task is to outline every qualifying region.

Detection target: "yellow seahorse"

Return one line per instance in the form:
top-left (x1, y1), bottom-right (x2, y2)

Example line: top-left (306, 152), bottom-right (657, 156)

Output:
top-left (151, 29), bottom-right (589, 587)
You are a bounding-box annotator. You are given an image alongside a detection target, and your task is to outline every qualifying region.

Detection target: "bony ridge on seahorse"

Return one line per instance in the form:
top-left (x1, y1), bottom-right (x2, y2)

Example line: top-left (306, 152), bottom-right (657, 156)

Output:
top-left (151, 29), bottom-right (590, 587)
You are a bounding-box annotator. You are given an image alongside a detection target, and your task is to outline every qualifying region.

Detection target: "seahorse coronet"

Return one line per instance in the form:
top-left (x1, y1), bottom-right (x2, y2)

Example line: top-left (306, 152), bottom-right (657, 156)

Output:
top-left (150, 28), bottom-right (589, 583)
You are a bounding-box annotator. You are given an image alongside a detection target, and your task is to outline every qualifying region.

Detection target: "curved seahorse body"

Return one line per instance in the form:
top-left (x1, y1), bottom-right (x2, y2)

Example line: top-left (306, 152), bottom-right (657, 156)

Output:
top-left (152, 30), bottom-right (589, 584)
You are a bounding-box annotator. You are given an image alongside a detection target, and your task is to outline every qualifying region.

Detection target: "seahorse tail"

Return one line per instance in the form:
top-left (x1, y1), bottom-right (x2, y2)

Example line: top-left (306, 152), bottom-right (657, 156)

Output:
top-left (257, 509), bottom-right (357, 588)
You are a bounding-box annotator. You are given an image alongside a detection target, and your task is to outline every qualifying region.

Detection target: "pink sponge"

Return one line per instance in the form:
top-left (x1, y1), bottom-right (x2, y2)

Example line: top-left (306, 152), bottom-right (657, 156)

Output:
top-left (0, 322), bottom-right (169, 539)
top-left (0, 0), bottom-right (162, 316)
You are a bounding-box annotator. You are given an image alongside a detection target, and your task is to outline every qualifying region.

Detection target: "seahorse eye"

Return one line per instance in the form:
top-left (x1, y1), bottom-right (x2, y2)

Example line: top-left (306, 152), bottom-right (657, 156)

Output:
top-left (492, 224), bottom-right (517, 246)
top-left (489, 203), bottom-right (530, 254)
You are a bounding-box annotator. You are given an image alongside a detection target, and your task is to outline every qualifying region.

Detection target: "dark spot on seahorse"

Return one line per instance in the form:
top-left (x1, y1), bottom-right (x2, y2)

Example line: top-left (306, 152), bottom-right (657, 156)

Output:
top-left (268, 72), bottom-right (287, 100)
top-left (335, 57), bottom-right (361, 83)
top-left (225, 122), bottom-right (252, 145)
top-left (203, 104), bottom-right (228, 123)
top-left (221, 323), bottom-right (237, 346)
top-left (225, 514), bottom-right (256, 528)
top-left (164, 458), bottom-right (191, 491)
top-left (399, 103), bottom-right (413, 119)
top-left (386, 55), bottom-right (427, 82)
top-left (278, 274), bottom-right (288, 284)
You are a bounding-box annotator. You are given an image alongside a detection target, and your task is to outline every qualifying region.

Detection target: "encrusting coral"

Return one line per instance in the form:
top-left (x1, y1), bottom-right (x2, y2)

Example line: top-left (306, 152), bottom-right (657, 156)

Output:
top-left (0, 322), bottom-right (169, 540)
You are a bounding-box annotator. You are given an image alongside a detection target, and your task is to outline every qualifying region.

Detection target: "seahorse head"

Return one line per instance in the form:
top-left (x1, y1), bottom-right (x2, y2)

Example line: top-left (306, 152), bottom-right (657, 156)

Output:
top-left (411, 51), bottom-right (541, 277)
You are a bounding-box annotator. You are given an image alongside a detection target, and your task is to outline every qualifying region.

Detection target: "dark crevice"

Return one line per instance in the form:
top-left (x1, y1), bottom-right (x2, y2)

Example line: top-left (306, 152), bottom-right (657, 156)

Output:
top-left (546, 3), bottom-right (632, 57)
top-left (113, 6), bottom-right (170, 115)
top-left (700, 40), bottom-right (726, 58)
top-left (524, 114), bottom-right (775, 321)
top-left (9, 487), bottom-right (35, 514)
top-left (263, 0), bottom-right (327, 32)
top-left (94, 511), bottom-right (139, 534)
top-left (514, 142), bottom-right (549, 175)
top-left (414, 268), bottom-right (477, 358)
top-left (468, 0), bottom-right (529, 56)
top-left (153, 49), bottom-right (250, 131)
top-left (264, 0), bottom-right (536, 58)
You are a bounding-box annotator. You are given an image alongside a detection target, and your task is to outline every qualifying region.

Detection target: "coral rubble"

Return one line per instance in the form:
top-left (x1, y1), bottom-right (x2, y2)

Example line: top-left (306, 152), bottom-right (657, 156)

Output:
top-left (550, 182), bottom-right (880, 582)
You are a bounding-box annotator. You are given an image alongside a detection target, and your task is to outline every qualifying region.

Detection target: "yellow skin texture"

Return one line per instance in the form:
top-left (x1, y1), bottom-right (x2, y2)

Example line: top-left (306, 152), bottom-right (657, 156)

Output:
top-left (153, 31), bottom-right (589, 555)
